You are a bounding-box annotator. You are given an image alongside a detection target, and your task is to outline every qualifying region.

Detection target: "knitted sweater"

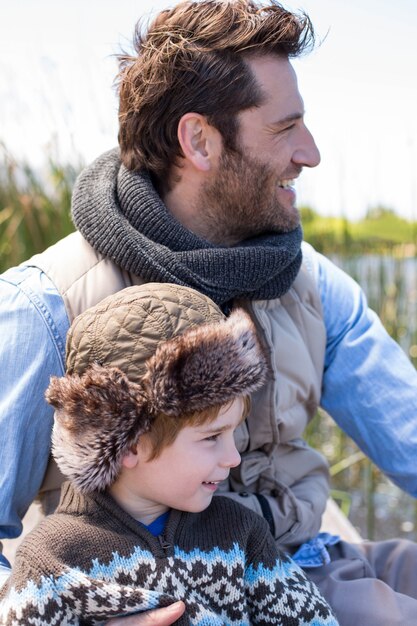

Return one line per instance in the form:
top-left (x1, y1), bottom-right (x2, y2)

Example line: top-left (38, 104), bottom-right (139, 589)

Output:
top-left (0, 483), bottom-right (338, 626)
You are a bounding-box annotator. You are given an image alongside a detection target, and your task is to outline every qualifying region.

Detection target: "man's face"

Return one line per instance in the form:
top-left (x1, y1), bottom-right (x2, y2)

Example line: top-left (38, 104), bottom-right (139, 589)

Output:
top-left (198, 55), bottom-right (320, 245)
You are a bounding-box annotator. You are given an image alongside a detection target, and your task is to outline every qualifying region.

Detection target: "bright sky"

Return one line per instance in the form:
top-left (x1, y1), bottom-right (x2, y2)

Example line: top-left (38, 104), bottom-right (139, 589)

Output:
top-left (1, 0), bottom-right (416, 221)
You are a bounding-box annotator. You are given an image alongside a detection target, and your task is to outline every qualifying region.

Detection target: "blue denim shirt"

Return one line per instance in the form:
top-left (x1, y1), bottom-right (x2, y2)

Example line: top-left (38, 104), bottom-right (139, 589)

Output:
top-left (0, 266), bottom-right (68, 564)
top-left (1, 243), bottom-right (417, 570)
top-left (292, 532), bottom-right (341, 568)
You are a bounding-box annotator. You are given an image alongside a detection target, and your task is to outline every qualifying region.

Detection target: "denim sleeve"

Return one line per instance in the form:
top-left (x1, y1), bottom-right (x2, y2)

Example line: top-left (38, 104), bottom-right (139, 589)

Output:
top-left (315, 249), bottom-right (417, 496)
top-left (0, 266), bottom-right (68, 541)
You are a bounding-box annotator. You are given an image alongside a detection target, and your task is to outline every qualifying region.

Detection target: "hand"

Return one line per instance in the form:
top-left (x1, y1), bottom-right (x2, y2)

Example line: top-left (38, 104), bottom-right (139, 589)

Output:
top-left (105, 601), bottom-right (186, 626)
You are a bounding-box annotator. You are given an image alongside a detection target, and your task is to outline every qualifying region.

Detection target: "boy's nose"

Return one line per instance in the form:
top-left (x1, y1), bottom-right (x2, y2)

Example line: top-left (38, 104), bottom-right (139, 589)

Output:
top-left (221, 444), bottom-right (241, 469)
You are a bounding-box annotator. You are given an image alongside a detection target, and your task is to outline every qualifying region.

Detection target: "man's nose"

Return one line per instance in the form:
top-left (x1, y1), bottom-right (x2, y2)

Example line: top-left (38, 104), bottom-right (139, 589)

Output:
top-left (293, 124), bottom-right (321, 168)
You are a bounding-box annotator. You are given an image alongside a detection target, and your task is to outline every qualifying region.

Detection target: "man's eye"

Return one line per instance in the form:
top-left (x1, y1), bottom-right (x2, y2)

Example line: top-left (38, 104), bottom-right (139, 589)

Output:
top-left (280, 123), bottom-right (296, 133)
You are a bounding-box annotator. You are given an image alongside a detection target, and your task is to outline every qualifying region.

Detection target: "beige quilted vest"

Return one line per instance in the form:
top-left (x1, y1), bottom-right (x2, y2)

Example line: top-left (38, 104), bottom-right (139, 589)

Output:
top-left (30, 231), bottom-right (328, 544)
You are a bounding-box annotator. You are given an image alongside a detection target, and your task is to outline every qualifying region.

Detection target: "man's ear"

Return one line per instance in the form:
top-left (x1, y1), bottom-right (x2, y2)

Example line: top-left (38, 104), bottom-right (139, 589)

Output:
top-left (177, 112), bottom-right (221, 172)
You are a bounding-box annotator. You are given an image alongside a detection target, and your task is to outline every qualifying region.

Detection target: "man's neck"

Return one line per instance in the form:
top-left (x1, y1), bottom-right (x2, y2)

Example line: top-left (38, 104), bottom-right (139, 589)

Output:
top-left (162, 168), bottom-right (223, 245)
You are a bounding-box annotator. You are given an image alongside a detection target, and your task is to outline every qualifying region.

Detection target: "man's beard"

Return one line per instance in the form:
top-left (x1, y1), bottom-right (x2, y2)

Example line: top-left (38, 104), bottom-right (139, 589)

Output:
top-left (195, 147), bottom-right (300, 246)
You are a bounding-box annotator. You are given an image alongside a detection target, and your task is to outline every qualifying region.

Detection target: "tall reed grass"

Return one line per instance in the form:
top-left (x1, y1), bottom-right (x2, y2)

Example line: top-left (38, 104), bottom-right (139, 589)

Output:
top-left (0, 146), bottom-right (79, 273)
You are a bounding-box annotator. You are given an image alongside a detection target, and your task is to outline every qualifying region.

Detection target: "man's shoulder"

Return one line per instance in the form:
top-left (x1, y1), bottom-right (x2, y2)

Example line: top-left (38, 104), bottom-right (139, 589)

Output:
top-left (27, 231), bottom-right (145, 322)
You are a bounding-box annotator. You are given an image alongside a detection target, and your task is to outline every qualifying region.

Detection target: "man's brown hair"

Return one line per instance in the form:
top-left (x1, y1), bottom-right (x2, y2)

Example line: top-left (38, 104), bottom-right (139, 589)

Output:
top-left (117, 0), bottom-right (314, 191)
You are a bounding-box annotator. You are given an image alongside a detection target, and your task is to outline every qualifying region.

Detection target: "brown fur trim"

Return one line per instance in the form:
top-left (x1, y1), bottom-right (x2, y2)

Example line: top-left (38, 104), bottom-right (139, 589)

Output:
top-left (46, 364), bottom-right (149, 493)
top-left (145, 309), bottom-right (267, 416)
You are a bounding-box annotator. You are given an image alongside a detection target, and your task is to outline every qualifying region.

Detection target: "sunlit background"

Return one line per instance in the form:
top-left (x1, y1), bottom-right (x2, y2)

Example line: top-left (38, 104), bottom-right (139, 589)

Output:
top-left (1, 0), bottom-right (417, 220)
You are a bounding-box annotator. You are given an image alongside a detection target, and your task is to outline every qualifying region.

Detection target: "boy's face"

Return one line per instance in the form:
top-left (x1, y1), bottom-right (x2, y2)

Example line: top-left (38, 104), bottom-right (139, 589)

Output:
top-left (114, 397), bottom-right (244, 525)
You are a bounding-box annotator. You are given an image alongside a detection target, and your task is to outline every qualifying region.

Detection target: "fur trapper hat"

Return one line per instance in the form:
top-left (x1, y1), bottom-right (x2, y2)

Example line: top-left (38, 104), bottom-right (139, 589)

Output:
top-left (45, 283), bottom-right (267, 493)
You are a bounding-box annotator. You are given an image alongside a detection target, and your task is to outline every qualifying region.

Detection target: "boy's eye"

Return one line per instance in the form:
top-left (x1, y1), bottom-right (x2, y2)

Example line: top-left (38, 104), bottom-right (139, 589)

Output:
top-left (203, 434), bottom-right (219, 442)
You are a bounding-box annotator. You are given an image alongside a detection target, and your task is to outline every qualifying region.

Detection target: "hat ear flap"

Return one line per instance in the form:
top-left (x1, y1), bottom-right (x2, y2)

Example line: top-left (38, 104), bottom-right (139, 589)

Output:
top-left (145, 309), bottom-right (267, 416)
top-left (46, 363), bottom-right (150, 493)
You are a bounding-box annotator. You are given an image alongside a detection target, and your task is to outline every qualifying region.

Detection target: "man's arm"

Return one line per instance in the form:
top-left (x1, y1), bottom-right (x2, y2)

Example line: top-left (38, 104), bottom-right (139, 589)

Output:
top-left (221, 439), bottom-right (329, 548)
top-left (0, 269), bottom-right (186, 626)
top-left (0, 267), bottom-right (68, 543)
top-left (315, 248), bottom-right (417, 495)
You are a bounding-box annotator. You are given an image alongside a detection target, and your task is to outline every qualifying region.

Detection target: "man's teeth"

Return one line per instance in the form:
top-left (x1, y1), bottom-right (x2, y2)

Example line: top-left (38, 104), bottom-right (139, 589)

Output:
top-left (203, 481), bottom-right (220, 485)
top-left (278, 179), bottom-right (295, 189)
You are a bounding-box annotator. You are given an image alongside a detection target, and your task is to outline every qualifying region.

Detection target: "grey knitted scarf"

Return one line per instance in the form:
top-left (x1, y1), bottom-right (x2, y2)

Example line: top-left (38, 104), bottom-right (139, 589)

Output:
top-left (71, 148), bottom-right (302, 308)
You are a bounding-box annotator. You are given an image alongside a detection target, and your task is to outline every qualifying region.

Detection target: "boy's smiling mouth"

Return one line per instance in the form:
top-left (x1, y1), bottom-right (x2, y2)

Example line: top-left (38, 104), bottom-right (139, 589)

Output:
top-left (202, 480), bottom-right (224, 491)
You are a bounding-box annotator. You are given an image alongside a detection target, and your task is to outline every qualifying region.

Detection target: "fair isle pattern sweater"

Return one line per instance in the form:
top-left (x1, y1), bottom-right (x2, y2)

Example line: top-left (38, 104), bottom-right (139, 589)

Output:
top-left (0, 483), bottom-right (338, 626)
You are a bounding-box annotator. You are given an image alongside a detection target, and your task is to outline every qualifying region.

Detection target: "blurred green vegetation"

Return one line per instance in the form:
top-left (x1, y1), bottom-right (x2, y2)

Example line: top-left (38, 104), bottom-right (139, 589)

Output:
top-left (0, 146), bottom-right (79, 273)
top-left (301, 205), bottom-right (417, 256)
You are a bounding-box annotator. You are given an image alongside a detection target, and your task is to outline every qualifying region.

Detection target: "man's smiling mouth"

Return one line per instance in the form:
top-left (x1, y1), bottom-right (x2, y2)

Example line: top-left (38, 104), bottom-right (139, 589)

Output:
top-left (278, 178), bottom-right (296, 189)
